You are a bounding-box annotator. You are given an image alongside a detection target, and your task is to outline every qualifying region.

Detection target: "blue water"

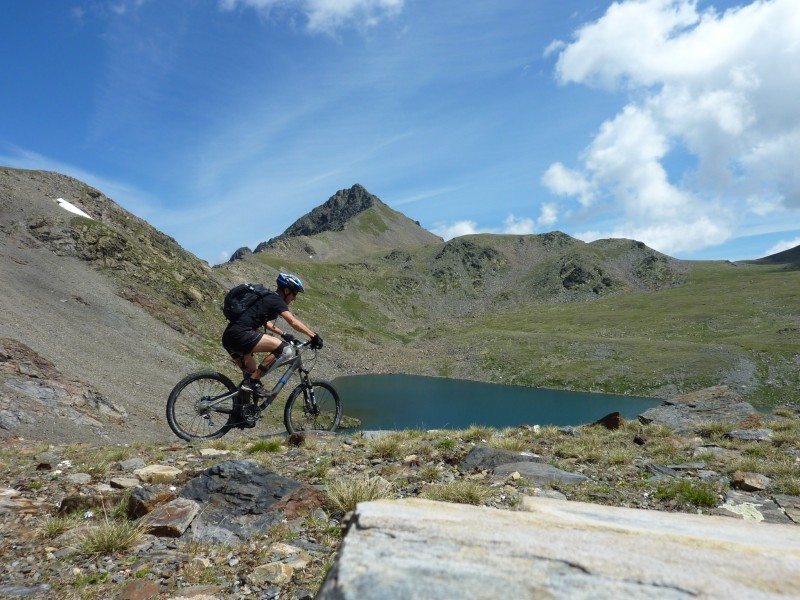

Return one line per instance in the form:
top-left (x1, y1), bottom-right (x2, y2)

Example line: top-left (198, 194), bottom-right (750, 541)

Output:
top-left (332, 374), bottom-right (662, 430)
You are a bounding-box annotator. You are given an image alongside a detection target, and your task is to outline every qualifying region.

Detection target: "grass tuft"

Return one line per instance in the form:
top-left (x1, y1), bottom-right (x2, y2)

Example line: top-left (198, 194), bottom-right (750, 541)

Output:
top-left (422, 479), bottom-right (492, 506)
top-left (462, 425), bottom-right (495, 443)
top-left (79, 518), bottom-right (146, 555)
top-left (654, 480), bottom-right (719, 509)
top-left (324, 474), bottom-right (394, 514)
top-left (38, 514), bottom-right (79, 539)
top-left (246, 439), bottom-right (284, 454)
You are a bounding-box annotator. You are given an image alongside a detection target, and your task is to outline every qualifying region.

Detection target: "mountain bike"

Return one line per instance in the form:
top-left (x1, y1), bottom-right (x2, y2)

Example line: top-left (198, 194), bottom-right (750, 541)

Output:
top-left (166, 340), bottom-right (342, 441)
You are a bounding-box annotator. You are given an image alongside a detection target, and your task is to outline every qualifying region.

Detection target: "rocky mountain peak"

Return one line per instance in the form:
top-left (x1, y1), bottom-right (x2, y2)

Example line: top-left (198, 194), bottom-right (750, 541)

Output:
top-left (281, 184), bottom-right (378, 238)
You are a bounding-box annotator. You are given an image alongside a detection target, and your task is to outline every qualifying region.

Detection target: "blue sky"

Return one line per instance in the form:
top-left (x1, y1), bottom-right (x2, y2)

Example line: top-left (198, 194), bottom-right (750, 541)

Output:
top-left (2, 0), bottom-right (799, 265)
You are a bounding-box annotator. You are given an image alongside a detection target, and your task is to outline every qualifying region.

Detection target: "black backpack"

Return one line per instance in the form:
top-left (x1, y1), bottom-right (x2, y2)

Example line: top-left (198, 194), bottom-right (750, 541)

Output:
top-left (222, 283), bottom-right (273, 321)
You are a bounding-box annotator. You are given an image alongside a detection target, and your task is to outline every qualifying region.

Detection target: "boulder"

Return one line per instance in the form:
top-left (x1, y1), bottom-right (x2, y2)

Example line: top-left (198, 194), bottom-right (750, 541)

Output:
top-left (317, 497), bottom-right (800, 599)
top-left (179, 460), bottom-right (303, 543)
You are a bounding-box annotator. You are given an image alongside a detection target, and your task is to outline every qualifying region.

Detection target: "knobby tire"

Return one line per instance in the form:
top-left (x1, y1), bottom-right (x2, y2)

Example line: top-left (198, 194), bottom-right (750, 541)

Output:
top-left (166, 371), bottom-right (239, 441)
top-left (283, 380), bottom-right (342, 434)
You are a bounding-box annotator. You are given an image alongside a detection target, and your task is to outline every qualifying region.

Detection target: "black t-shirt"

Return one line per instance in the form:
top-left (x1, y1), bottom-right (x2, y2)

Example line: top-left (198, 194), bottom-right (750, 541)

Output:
top-left (236, 291), bottom-right (289, 329)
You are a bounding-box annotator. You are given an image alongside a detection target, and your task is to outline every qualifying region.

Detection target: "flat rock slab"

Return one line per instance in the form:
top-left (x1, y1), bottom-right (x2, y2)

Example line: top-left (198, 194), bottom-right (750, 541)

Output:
top-left (492, 462), bottom-right (587, 485)
top-left (460, 446), bottom-right (544, 471)
top-left (318, 497), bottom-right (800, 600)
top-left (639, 385), bottom-right (756, 435)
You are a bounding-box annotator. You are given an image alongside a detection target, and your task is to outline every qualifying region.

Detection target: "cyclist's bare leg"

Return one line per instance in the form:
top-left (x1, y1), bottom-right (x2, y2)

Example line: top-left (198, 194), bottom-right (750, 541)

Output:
top-left (247, 336), bottom-right (282, 380)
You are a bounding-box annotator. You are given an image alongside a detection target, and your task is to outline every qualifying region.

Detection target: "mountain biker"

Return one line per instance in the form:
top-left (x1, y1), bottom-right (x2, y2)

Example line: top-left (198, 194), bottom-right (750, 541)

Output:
top-left (222, 272), bottom-right (323, 398)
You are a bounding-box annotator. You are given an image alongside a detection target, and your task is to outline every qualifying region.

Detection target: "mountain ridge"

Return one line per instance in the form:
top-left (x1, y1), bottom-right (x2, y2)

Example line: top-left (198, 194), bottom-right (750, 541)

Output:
top-left (1, 165), bottom-right (798, 445)
top-left (238, 184), bottom-right (443, 262)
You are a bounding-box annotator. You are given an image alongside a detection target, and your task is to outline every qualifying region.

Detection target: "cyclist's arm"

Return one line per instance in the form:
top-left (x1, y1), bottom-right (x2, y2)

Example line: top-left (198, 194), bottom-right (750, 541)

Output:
top-left (264, 320), bottom-right (282, 336)
top-left (279, 310), bottom-right (316, 339)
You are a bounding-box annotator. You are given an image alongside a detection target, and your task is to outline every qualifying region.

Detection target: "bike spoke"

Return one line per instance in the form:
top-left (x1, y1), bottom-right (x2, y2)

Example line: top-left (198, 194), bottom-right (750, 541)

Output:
top-left (284, 381), bottom-right (341, 433)
top-left (166, 372), bottom-right (237, 441)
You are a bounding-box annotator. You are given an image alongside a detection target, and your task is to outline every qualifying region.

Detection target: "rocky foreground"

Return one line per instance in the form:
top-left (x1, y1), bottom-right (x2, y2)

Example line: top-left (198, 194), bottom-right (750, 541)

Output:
top-left (1, 386), bottom-right (799, 599)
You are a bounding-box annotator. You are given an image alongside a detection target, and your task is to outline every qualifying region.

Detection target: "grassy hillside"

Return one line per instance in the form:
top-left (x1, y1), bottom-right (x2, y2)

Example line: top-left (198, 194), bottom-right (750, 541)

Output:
top-left (4, 166), bottom-right (797, 429)
top-left (443, 261), bottom-right (798, 403)
top-left (219, 245), bottom-right (799, 406)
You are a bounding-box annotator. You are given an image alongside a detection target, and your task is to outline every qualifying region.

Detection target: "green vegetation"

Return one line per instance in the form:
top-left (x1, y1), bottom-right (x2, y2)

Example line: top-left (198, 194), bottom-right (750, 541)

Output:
top-left (38, 514), bottom-right (79, 539)
top-left (654, 480), bottom-right (720, 509)
top-left (324, 474), bottom-right (394, 514)
top-left (454, 262), bottom-right (799, 404)
top-left (231, 234), bottom-right (799, 408)
top-left (51, 168), bottom-right (800, 407)
top-left (78, 518), bottom-right (146, 555)
top-left (421, 479), bottom-right (493, 506)
top-left (246, 439), bottom-right (284, 454)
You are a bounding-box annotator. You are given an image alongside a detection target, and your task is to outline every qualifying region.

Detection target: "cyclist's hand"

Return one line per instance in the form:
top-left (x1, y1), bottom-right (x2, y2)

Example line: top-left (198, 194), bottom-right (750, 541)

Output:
top-left (310, 333), bottom-right (323, 349)
top-left (281, 332), bottom-right (295, 343)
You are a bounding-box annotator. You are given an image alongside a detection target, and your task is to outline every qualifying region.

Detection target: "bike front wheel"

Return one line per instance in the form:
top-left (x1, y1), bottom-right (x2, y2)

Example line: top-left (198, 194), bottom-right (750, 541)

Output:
top-left (283, 380), bottom-right (342, 434)
top-left (166, 371), bottom-right (238, 441)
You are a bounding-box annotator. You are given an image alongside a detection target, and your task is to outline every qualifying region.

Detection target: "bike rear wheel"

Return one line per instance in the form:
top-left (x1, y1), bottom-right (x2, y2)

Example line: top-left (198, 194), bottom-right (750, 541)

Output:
top-left (283, 380), bottom-right (342, 434)
top-left (166, 371), bottom-right (238, 441)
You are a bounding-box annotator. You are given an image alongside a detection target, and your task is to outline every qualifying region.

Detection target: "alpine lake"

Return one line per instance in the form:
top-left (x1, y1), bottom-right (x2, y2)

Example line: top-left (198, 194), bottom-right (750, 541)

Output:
top-left (332, 374), bottom-right (662, 431)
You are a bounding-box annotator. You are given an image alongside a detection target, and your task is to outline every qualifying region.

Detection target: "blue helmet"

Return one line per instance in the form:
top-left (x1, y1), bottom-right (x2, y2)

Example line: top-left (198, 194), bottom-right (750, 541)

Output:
top-left (276, 272), bottom-right (304, 294)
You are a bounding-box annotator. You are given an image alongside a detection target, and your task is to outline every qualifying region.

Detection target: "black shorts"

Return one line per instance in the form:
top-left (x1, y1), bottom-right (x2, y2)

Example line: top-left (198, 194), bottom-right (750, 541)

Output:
top-left (221, 324), bottom-right (263, 357)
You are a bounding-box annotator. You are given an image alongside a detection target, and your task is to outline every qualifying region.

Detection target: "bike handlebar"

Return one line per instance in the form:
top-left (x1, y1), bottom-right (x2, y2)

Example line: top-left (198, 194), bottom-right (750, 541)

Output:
top-left (292, 339), bottom-right (318, 350)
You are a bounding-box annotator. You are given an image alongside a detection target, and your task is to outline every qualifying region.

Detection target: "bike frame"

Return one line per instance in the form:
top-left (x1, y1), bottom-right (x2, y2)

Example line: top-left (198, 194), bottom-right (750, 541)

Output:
top-left (197, 342), bottom-right (312, 414)
top-left (255, 344), bottom-right (309, 410)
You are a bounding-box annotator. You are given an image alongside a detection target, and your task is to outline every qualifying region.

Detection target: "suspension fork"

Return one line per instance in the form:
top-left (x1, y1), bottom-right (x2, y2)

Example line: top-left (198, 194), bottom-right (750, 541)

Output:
top-left (297, 369), bottom-right (319, 412)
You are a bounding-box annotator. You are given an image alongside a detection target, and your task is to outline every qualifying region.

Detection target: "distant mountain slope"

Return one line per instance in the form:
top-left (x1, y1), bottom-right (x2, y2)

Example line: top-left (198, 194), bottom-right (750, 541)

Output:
top-left (0, 166), bottom-right (226, 444)
top-left (2, 165), bottom-right (797, 446)
top-left (0, 166), bottom-right (227, 335)
top-left (246, 184), bottom-right (442, 261)
top-left (750, 243), bottom-right (800, 267)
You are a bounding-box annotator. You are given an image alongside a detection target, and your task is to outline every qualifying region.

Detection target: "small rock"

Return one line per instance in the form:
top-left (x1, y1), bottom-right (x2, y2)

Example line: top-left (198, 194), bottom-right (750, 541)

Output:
top-left (134, 465), bottom-right (182, 483)
top-left (198, 448), bottom-right (229, 457)
top-left (725, 429), bottom-right (773, 442)
top-left (114, 579), bottom-right (160, 600)
top-left (731, 471), bottom-right (771, 492)
top-left (646, 464), bottom-right (678, 478)
top-left (138, 497), bottom-right (200, 537)
top-left (66, 473), bottom-right (92, 485)
top-left (110, 477), bottom-right (141, 490)
top-left (774, 495), bottom-right (800, 524)
top-left (493, 462), bottom-right (587, 485)
top-left (119, 457), bottom-right (146, 471)
top-left (251, 562), bottom-right (293, 586)
top-left (594, 411), bottom-right (623, 430)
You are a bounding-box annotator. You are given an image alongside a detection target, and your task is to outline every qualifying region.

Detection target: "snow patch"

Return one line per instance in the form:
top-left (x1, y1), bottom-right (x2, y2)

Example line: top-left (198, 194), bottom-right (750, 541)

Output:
top-left (55, 198), bottom-right (93, 220)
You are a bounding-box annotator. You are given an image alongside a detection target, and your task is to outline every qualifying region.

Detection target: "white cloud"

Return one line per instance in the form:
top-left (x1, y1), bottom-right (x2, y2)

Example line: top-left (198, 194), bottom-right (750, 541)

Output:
top-left (541, 163), bottom-right (593, 207)
top-left (432, 220), bottom-right (479, 240)
top-left (433, 210), bottom-right (552, 241)
top-left (537, 202), bottom-right (558, 227)
top-left (503, 214), bottom-right (535, 235)
top-left (577, 215), bottom-right (731, 254)
top-left (546, 0), bottom-right (800, 255)
top-left (219, 0), bottom-right (404, 33)
top-left (765, 237), bottom-right (800, 257)
top-left (746, 195), bottom-right (781, 217)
